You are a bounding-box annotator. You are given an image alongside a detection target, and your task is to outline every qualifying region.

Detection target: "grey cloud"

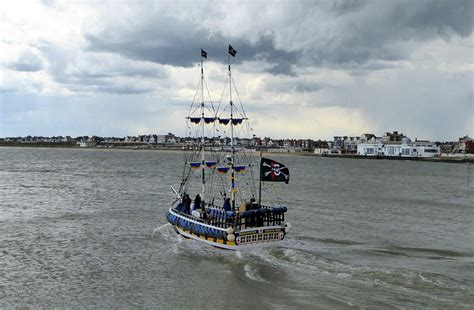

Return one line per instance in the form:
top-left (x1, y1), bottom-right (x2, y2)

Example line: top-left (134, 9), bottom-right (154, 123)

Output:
top-left (85, 16), bottom-right (298, 75)
top-left (35, 42), bottom-right (166, 95)
top-left (0, 86), bottom-right (17, 93)
top-left (303, 0), bottom-right (473, 71)
top-left (331, 0), bottom-right (368, 15)
top-left (83, 0), bottom-right (472, 77)
top-left (265, 80), bottom-right (324, 94)
top-left (396, 0), bottom-right (473, 38)
top-left (67, 83), bottom-right (153, 95)
top-left (294, 82), bottom-right (324, 93)
top-left (267, 62), bottom-right (296, 76)
top-left (9, 49), bottom-right (43, 72)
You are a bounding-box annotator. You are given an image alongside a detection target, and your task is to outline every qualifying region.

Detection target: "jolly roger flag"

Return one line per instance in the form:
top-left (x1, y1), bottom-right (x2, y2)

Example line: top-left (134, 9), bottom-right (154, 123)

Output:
top-left (201, 49), bottom-right (207, 59)
top-left (260, 158), bottom-right (290, 184)
top-left (228, 45), bottom-right (237, 57)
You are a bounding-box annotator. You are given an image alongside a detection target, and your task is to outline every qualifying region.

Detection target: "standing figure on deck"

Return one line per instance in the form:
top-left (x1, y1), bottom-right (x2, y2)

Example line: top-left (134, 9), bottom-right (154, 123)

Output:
top-left (223, 197), bottom-right (231, 212)
top-left (194, 194), bottom-right (202, 210)
top-left (183, 194), bottom-right (192, 214)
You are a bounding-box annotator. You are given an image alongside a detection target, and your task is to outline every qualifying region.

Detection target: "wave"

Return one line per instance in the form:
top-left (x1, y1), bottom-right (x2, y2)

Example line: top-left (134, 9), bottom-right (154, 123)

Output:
top-left (243, 263), bottom-right (267, 282)
top-left (293, 235), bottom-right (363, 246)
top-left (388, 246), bottom-right (469, 258)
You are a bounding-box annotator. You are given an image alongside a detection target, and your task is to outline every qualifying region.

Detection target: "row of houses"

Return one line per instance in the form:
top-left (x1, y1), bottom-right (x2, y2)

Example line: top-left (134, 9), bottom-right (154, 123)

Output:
top-left (3, 136), bottom-right (75, 143)
top-left (2, 132), bottom-right (471, 156)
top-left (357, 138), bottom-right (440, 158)
top-left (327, 131), bottom-right (473, 158)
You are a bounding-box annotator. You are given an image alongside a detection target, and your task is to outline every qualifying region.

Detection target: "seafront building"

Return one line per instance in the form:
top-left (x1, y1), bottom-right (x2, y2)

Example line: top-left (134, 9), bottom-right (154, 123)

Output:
top-left (357, 138), bottom-right (440, 158)
top-left (329, 131), bottom-right (441, 158)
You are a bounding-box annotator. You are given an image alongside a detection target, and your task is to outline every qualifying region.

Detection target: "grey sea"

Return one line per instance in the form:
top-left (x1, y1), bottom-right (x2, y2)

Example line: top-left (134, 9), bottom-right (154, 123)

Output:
top-left (0, 147), bottom-right (473, 309)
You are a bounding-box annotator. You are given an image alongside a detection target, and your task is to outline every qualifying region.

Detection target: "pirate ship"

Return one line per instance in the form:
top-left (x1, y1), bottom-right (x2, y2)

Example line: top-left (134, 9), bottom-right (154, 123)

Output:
top-left (166, 46), bottom-right (291, 250)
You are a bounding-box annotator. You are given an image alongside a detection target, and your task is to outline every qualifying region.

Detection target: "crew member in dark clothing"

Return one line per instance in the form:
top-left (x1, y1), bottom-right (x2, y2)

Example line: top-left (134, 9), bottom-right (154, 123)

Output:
top-left (250, 198), bottom-right (259, 210)
top-left (223, 197), bottom-right (231, 212)
top-left (194, 194), bottom-right (202, 210)
top-left (183, 194), bottom-right (192, 214)
top-left (201, 203), bottom-right (208, 221)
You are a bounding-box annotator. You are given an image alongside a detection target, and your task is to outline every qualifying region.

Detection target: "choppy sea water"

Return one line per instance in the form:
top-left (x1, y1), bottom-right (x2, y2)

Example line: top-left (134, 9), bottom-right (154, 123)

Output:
top-left (0, 147), bottom-right (472, 309)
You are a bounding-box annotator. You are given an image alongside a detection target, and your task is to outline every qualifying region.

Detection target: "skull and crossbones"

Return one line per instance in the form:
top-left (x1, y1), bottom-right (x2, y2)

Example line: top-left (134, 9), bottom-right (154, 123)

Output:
top-left (263, 161), bottom-right (288, 179)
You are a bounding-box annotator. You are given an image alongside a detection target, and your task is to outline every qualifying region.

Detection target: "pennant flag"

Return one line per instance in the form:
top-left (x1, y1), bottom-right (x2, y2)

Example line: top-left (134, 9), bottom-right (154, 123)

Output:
top-left (201, 49), bottom-right (207, 59)
top-left (217, 166), bottom-right (229, 174)
top-left (260, 158), bottom-right (289, 184)
top-left (228, 45), bottom-right (237, 57)
top-left (190, 162), bottom-right (202, 169)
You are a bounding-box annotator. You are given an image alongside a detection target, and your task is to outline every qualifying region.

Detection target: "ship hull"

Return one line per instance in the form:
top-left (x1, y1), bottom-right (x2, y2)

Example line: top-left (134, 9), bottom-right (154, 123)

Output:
top-left (167, 207), bottom-right (287, 250)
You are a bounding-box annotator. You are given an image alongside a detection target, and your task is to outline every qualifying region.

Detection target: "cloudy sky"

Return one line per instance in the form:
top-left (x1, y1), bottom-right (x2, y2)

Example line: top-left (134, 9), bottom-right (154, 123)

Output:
top-left (0, 0), bottom-right (472, 140)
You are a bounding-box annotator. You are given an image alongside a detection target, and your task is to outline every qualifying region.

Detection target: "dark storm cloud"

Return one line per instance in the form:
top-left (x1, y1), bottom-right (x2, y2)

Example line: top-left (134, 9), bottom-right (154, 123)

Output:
top-left (83, 0), bottom-right (472, 78)
top-left (308, 0), bottom-right (473, 69)
top-left (395, 0), bottom-right (473, 38)
top-left (85, 16), bottom-right (298, 75)
top-left (331, 0), bottom-right (368, 15)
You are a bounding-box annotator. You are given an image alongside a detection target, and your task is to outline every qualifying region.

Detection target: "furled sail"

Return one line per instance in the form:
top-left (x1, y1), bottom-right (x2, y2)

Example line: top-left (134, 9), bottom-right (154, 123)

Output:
top-left (205, 161), bottom-right (218, 168)
top-left (217, 118), bottom-right (245, 125)
top-left (217, 166), bottom-right (229, 174)
top-left (189, 162), bottom-right (202, 169)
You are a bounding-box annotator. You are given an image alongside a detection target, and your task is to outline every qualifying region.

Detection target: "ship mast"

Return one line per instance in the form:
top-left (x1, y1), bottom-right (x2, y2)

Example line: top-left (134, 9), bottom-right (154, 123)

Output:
top-left (228, 51), bottom-right (236, 211)
top-left (200, 54), bottom-right (205, 201)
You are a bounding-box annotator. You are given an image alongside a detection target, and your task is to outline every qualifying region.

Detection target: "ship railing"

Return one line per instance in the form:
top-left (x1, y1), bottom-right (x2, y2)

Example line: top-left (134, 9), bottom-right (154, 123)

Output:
top-left (173, 203), bottom-right (287, 230)
top-left (173, 203), bottom-right (233, 228)
top-left (234, 205), bottom-right (287, 231)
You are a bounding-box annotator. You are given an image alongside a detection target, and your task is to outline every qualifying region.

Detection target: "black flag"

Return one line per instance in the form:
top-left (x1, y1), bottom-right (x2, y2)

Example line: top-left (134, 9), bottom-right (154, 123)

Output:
top-left (201, 49), bottom-right (207, 59)
top-left (260, 158), bottom-right (289, 184)
top-left (228, 45), bottom-right (237, 57)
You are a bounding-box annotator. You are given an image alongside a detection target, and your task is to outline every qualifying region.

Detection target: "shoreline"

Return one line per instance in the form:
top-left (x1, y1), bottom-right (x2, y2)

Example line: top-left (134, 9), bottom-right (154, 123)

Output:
top-left (1, 143), bottom-right (472, 163)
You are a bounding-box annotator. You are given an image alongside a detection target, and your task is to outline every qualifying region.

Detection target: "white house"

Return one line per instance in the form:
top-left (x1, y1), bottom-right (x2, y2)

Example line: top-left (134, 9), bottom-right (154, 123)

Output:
top-left (357, 138), bottom-right (439, 158)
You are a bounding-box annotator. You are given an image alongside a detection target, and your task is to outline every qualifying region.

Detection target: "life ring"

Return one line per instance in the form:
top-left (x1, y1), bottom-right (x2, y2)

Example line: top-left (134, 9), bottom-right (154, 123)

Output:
top-left (236, 236), bottom-right (241, 245)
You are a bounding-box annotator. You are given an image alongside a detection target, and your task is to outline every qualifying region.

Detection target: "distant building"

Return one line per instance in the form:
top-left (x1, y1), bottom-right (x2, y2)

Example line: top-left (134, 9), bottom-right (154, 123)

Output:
top-left (360, 133), bottom-right (376, 143)
top-left (330, 136), bottom-right (360, 153)
top-left (157, 133), bottom-right (176, 144)
top-left (77, 141), bottom-right (96, 148)
top-left (383, 131), bottom-right (405, 142)
top-left (457, 135), bottom-right (473, 154)
top-left (357, 137), bottom-right (440, 158)
top-left (314, 148), bottom-right (329, 155)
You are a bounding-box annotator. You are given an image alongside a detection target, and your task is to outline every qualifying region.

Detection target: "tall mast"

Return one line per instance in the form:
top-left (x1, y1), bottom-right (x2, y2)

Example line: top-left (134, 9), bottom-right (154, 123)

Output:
top-left (200, 55), bottom-right (205, 200)
top-left (229, 52), bottom-right (236, 211)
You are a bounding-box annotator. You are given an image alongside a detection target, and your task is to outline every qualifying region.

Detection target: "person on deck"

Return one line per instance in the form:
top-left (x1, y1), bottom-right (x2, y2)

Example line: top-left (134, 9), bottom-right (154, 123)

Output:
top-left (223, 197), bottom-right (231, 212)
top-left (201, 203), bottom-right (208, 221)
top-left (250, 198), bottom-right (259, 210)
top-left (194, 194), bottom-right (202, 210)
top-left (183, 194), bottom-right (192, 214)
